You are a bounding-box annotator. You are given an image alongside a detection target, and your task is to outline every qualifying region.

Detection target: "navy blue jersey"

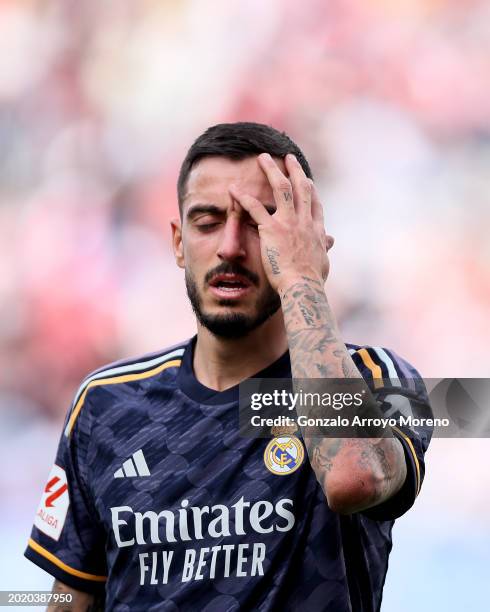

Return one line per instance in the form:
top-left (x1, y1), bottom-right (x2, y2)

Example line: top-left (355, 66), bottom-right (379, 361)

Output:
top-left (25, 337), bottom-right (431, 611)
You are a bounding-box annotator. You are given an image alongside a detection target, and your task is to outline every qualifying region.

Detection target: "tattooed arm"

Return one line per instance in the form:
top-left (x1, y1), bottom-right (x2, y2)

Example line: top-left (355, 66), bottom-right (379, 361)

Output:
top-left (279, 276), bottom-right (406, 514)
top-left (47, 580), bottom-right (104, 612)
top-left (230, 153), bottom-right (407, 515)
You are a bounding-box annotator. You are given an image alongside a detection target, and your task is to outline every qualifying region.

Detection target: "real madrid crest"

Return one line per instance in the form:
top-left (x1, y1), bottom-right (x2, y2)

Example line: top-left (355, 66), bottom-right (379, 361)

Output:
top-left (264, 435), bottom-right (304, 476)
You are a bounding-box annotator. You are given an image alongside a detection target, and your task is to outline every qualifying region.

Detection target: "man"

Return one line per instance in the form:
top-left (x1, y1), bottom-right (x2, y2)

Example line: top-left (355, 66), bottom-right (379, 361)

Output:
top-left (25, 122), bottom-right (431, 611)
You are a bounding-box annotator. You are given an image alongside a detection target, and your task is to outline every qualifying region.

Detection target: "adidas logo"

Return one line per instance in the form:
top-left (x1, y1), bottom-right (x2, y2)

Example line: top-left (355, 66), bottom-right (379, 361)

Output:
top-left (114, 449), bottom-right (150, 478)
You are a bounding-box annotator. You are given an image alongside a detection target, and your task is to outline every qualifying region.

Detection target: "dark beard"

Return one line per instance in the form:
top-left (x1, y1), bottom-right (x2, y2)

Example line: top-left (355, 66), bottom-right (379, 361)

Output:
top-left (185, 264), bottom-right (281, 339)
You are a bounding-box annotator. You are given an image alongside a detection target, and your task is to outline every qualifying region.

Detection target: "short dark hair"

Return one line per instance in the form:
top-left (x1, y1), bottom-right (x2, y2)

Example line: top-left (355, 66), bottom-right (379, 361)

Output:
top-left (177, 122), bottom-right (313, 214)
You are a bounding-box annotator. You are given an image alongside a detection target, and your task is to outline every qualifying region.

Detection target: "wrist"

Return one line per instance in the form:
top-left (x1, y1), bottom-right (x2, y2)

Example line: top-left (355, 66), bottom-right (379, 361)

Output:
top-left (277, 273), bottom-right (324, 299)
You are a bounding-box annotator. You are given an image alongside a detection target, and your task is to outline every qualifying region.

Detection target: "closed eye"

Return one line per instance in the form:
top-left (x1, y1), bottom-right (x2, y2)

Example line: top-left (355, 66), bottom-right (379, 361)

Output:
top-left (196, 222), bottom-right (220, 232)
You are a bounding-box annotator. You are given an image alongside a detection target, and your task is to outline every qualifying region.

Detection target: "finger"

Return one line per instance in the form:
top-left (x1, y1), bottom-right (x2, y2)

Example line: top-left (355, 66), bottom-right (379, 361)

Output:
top-left (310, 180), bottom-right (325, 226)
top-left (229, 185), bottom-right (271, 226)
top-left (326, 234), bottom-right (335, 251)
top-left (257, 153), bottom-right (295, 214)
top-left (285, 154), bottom-right (312, 218)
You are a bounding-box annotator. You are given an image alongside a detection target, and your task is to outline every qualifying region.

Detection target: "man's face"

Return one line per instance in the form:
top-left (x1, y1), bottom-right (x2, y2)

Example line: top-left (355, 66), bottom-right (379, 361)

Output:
top-left (172, 156), bottom-right (284, 338)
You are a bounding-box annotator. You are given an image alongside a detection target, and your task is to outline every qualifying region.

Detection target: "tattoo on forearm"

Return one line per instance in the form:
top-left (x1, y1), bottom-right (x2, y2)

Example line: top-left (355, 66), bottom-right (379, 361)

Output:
top-left (308, 438), bottom-right (342, 468)
top-left (372, 446), bottom-right (391, 480)
top-left (266, 247), bottom-right (281, 274)
top-left (298, 303), bottom-right (315, 326)
top-left (281, 278), bottom-right (361, 380)
top-left (306, 436), bottom-right (404, 508)
top-left (281, 277), bottom-right (406, 510)
top-left (357, 440), bottom-right (402, 502)
top-left (305, 438), bottom-right (343, 497)
top-left (301, 276), bottom-right (323, 286)
top-left (315, 363), bottom-right (331, 376)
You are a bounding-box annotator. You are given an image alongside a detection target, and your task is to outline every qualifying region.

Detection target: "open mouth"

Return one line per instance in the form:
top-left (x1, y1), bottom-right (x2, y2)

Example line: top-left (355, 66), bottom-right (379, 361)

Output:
top-left (208, 273), bottom-right (253, 299)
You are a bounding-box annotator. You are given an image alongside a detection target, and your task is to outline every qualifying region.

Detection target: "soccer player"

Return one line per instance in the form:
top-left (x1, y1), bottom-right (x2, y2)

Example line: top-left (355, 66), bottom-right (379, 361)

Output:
top-left (25, 123), bottom-right (431, 611)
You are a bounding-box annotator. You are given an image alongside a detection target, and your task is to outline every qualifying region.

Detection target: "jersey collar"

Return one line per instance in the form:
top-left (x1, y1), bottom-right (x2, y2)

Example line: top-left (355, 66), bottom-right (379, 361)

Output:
top-left (177, 335), bottom-right (291, 405)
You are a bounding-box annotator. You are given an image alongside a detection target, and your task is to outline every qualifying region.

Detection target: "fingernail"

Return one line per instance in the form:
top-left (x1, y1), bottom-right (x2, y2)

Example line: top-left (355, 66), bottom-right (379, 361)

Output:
top-left (287, 153), bottom-right (297, 162)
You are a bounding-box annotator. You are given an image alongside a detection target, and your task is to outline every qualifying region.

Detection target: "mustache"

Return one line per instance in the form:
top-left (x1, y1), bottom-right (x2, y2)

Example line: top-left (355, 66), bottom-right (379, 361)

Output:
top-left (204, 262), bottom-right (259, 286)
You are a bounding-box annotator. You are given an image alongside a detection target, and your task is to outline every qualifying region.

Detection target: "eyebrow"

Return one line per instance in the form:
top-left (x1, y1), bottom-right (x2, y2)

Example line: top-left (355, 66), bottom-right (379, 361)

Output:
top-left (186, 202), bottom-right (277, 220)
top-left (186, 204), bottom-right (223, 220)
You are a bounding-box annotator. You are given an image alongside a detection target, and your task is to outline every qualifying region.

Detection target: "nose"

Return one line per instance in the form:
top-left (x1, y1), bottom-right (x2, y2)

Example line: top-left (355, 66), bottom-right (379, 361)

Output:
top-left (216, 217), bottom-right (246, 261)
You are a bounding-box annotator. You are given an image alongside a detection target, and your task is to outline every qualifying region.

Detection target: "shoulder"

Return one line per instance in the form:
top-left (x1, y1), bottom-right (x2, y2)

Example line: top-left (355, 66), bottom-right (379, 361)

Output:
top-left (63, 339), bottom-right (189, 438)
top-left (346, 342), bottom-right (422, 381)
top-left (74, 339), bottom-right (188, 400)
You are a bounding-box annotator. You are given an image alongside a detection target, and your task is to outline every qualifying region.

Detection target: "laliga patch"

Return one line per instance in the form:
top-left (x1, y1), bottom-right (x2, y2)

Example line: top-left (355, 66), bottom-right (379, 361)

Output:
top-left (264, 435), bottom-right (304, 476)
top-left (34, 464), bottom-right (70, 541)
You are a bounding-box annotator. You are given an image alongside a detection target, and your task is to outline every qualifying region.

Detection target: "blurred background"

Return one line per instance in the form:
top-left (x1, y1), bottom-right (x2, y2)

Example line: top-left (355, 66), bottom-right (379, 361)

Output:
top-left (0, 0), bottom-right (489, 609)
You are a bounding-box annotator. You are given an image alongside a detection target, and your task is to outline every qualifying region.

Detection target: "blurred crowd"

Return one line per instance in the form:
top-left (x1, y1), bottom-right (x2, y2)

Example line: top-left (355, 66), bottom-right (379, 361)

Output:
top-left (1, 1), bottom-right (489, 606)
top-left (1, 0), bottom-right (489, 423)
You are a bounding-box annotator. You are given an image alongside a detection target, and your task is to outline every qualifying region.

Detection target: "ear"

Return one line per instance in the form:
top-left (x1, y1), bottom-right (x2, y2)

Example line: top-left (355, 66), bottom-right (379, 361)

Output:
top-left (171, 217), bottom-right (185, 269)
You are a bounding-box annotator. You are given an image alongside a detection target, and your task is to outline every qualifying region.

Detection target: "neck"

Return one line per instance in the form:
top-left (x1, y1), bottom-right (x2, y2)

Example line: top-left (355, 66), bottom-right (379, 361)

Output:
top-left (193, 312), bottom-right (288, 391)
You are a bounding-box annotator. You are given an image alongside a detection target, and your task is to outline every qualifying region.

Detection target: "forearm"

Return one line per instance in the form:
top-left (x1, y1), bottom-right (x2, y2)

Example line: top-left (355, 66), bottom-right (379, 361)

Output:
top-left (280, 276), bottom-right (406, 514)
top-left (280, 276), bottom-right (361, 378)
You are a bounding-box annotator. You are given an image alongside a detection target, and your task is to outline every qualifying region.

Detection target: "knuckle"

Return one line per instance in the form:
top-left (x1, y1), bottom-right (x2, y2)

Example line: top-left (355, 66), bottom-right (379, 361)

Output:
top-left (301, 179), bottom-right (312, 193)
top-left (277, 180), bottom-right (292, 192)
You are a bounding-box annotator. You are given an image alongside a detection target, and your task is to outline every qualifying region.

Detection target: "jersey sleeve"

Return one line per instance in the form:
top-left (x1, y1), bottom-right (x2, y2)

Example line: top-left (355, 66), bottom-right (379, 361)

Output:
top-left (24, 392), bottom-right (107, 594)
top-left (348, 346), bottom-right (433, 521)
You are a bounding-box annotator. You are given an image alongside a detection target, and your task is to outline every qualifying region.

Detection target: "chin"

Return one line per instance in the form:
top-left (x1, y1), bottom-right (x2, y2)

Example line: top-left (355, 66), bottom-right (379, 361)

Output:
top-left (186, 271), bottom-right (281, 339)
top-left (215, 301), bottom-right (251, 310)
